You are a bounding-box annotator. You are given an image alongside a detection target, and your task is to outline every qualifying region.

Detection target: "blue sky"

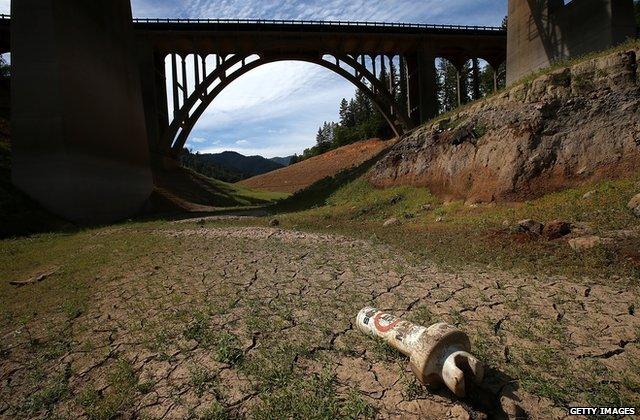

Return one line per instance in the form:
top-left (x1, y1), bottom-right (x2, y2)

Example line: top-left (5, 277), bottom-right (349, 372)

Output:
top-left (0, 0), bottom-right (507, 158)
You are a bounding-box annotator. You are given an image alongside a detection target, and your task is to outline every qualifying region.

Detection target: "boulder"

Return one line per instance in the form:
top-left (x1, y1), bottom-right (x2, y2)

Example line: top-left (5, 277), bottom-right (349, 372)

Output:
top-left (517, 219), bottom-right (544, 235)
top-left (542, 220), bottom-right (572, 240)
top-left (383, 217), bottom-right (399, 227)
top-left (582, 190), bottom-right (597, 200)
top-left (628, 193), bottom-right (640, 217)
top-left (569, 236), bottom-right (614, 251)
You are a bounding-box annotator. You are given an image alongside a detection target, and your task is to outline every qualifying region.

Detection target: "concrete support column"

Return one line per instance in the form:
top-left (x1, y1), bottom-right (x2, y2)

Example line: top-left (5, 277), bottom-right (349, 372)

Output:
top-left (138, 41), bottom-right (170, 158)
top-left (454, 60), bottom-right (468, 107)
top-left (11, 0), bottom-right (153, 224)
top-left (488, 59), bottom-right (503, 92)
top-left (399, 56), bottom-right (408, 121)
top-left (404, 54), bottom-right (420, 126)
top-left (405, 49), bottom-right (438, 126)
top-left (416, 49), bottom-right (438, 123)
top-left (471, 58), bottom-right (481, 100)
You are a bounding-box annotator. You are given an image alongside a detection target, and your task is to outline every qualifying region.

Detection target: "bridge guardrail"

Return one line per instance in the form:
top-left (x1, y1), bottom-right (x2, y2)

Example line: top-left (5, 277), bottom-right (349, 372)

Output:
top-left (0, 14), bottom-right (504, 32)
top-left (131, 17), bottom-right (504, 31)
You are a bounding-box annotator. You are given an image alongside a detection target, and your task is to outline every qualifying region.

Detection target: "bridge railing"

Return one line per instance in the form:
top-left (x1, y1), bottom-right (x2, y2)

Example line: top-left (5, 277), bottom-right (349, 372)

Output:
top-left (0, 14), bottom-right (504, 31)
top-left (132, 17), bottom-right (505, 31)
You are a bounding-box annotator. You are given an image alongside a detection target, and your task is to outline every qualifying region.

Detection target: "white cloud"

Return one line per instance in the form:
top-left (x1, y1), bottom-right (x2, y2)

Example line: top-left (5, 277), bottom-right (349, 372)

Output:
top-left (190, 137), bottom-right (207, 143)
top-left (192, 61), bottom-right (354, 131)
top-left (235, 140), bottom-right (249, 145)
top-left (0, 0), bottom-right (9, 15)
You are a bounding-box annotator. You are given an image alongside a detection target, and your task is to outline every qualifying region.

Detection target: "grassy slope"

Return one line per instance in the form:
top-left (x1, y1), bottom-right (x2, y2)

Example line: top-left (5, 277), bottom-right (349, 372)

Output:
top-left (155, 165), bottom-right (289, 208)
top-left (272, 171), bottom-right (640, 281)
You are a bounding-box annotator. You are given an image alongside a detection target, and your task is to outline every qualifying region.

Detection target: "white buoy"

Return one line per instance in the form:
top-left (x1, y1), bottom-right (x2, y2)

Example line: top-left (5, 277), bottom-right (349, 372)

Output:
top-left (356, 307), bottom-right (484, 397)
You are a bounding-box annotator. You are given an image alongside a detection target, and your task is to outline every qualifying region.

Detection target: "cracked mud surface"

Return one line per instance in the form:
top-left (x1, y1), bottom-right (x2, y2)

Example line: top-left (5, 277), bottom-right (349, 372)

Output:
top-left (1, 224), bottom-right (639, 419)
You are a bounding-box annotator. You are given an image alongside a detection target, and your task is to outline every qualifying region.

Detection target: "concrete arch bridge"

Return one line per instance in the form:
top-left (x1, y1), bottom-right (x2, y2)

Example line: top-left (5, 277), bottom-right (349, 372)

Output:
top-left (3, 2), bottom-right (506, 222)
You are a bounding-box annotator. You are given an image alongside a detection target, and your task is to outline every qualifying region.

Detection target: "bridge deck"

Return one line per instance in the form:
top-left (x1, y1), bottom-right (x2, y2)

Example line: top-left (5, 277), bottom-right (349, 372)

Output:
top-left (0, 15), bottom-right (506, 57)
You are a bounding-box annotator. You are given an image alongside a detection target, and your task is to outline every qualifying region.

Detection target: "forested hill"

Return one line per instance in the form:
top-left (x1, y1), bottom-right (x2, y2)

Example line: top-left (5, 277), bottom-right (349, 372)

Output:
top-left (179, 149), bottom-right (284, 183)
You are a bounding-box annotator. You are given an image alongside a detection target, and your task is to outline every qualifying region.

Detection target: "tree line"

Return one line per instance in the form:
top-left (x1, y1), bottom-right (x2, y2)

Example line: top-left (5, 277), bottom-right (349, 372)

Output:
top-left (290, 58), bottom-right (506, 164)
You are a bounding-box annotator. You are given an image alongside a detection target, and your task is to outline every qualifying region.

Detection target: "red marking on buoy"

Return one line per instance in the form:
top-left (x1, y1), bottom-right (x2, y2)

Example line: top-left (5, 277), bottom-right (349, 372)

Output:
top-left (374, 312), bottom-right (400, 332)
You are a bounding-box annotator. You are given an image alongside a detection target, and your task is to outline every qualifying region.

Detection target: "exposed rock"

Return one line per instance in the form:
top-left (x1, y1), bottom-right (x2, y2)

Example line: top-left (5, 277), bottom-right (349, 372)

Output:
top-left (449, 405), bottom-right (471, 420)
top-left (628, 193), bottom-right (640, 217)
top-left (582, 190), bottom-right (597, 200)
top-left (435, 217), bottom-right (444, 222)
top-left (517, 219), bottom-right (544, 235)
top-left (269, 218), bottom-right (280, 227)
top-left (502, 220), bottom-right (511, 227)
top-left (420, 204), bottom-right (433, 212)
top-left (368, 49), bottom-right (640, 203)
top-left (569, 236), bottom-right (614, 251)
top-left (542, 220), bottom-right (572, 240)
top-left (500, 395), bottom-right (525, 419)
top-left (383, 217), bottom-right (399, 227)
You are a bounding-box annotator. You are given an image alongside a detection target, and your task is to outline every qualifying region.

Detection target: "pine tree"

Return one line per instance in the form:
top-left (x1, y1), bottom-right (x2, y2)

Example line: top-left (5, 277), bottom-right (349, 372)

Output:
top-left (339, 98), bottom-right (355, 128)
top-left (437, 59), bottom-right (458, 113)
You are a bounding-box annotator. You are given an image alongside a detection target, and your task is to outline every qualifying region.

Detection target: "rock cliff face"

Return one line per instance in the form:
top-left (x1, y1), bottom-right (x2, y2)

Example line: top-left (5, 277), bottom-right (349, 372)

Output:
top-left (368, 48), bottom-right (640, 202)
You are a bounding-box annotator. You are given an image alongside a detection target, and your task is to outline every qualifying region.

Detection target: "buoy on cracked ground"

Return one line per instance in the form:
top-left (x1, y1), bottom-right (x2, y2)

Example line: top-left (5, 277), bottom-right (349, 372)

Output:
top-left (356, 307), bottom-right (484, 398)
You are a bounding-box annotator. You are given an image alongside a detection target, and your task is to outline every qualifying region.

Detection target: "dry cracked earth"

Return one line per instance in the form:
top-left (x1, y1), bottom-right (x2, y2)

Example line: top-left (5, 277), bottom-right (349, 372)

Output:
top-left (1, 222), bottom-right (639, 419)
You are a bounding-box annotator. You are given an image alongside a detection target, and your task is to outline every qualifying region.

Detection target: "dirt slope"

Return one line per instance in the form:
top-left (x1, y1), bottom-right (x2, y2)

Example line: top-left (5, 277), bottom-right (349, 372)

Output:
top-left (239, 138), bottom-right (395, 193)
top-left (369, 47), bottom-right (640, 203)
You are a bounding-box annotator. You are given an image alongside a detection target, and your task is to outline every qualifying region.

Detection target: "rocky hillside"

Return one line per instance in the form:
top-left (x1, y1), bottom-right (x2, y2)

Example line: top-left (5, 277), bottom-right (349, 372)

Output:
top-left (369, 46), bottom-right (640, 203)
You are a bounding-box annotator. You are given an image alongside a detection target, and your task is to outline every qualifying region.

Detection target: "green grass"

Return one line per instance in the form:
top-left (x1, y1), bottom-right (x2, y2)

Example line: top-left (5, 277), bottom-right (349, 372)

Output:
top-left (250, 369), bottom-right (376, 420)
top-left (194, 170), bottom-right (289, 205)
top-left (0, 220), bottom-right (173, 333)
top-left (269, 174), bottom-right (640, 281)
top-left (77, 359), bottom-right (142, 419)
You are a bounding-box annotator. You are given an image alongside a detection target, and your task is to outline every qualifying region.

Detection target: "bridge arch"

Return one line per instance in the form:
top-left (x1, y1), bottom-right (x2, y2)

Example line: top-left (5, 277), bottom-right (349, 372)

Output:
top-left (163, 51), bottom-right (414, 157)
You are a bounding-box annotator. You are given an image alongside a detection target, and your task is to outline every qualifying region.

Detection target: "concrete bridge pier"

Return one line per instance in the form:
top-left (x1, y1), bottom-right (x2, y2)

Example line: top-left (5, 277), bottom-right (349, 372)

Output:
top-left (137, 40), bottom-right (170, 162)
top-left (416, 49), bottom-right (439, 125)
top-left (405, 50), bottom-right (438, 127)
top-left (11, 0), bottom-right (153, 224)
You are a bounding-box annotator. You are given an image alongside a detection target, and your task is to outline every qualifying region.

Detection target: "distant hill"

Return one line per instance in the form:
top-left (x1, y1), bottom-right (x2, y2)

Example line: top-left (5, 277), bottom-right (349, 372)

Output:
top-left (239, 138), bottom-right (395, 193)
top-left (270, 156), bottom-right (295, 166)
top-left (180, 149), bottom-right (284, 183)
